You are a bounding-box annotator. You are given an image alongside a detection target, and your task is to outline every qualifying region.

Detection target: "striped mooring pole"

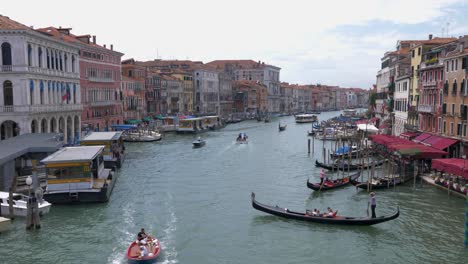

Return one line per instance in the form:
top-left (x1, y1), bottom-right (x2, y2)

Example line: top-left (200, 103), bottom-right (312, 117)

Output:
top-left (466, 184), bottom-right (468, 246)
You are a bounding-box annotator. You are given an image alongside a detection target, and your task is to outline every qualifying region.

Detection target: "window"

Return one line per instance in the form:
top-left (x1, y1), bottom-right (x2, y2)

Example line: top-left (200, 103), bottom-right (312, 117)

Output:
top-left (418, 47), bottom-right (421, 56)
top-left (46, 49), bottom-right (50, 69)
top-left (38, 47), bottom-right (42, 67)
top-left (72, 56), bottom-right (75, 72)
top-left (3, 80), bottom-right (13, 106)
top-left (412, 50), bottom-right (415, 58)
top-left (1, 42), bottom-right (12, 65)
top-left (452, 103), bottom-right (455, 114)
top-left (443, 121), bottom-right (446, 133)
top-left (30, 80), bottom-right (34, 105)
top-left (457, 123), bottom-right (461, 136)
top-left (447, 61), bottom-right (449, 72)
top-left (40, 81), bottom-right (44, 104)
top-left (451, 60), bottom-right (454, 71)
top-left (455, 59), bottom-right (458, 71)
top-left (450, 122), bottom-right (454, 135)
top-left (27, 44), bottom-right (32, 66)
top-left (64, 54), bottom-right (68, 72)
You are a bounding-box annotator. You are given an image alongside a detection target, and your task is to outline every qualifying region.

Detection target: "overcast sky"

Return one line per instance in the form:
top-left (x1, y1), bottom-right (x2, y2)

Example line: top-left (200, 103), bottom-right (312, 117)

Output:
top-left (2, 0), bottom-right (468, 88)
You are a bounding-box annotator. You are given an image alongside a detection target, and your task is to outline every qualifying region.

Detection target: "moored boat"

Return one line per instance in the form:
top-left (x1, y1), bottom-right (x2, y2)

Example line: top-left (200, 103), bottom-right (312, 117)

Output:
top-left (306, 172), bottom-right (360, 191)
top-left (126, 237), bottom-right (161, 264)
top-left (315, 160), bottom-right (360, 171)
top-left (350, 174), bottom-right (405, 190)
top-left (0, 191), bottom-right (51, 217)
top-left (251, 192), bottom-right (399, 225)
top-left (124, 130), bottom-right (162, 142)
top-left (295, 114), bottom-right (317, 123)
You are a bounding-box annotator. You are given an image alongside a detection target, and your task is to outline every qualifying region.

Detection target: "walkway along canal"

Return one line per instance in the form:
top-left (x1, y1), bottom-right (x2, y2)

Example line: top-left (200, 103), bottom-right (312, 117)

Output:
top-left (0, 111), bottom-right (467, 263)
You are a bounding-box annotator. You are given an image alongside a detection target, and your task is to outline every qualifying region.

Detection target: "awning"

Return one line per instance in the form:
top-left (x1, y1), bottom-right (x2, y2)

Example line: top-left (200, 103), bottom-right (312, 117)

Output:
top-left (413, 133), bottom-right (431, 143)
top-left (155, 115), bottom-right (165, 120)
top-left (125, 119), bottom-right (142, 124)
top-left (432, 158), bottom-right (468, 179)
top-left (421, 135), bottom-right (458, 150)
top-left (143, 116), bottom-right (153, 122)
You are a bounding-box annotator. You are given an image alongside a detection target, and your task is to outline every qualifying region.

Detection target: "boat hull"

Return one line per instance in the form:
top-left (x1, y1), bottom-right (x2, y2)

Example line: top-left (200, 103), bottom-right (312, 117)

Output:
top-left (192, 141), bottom-right (206, 148)
top-left (306, 172), bottom-right (360, 191)
top-left (0, 202), bottom-right (51, 217)
top-left (251, 193), bottom-right (399, 225)
top-left (127, 239), bottom-right (161, 264)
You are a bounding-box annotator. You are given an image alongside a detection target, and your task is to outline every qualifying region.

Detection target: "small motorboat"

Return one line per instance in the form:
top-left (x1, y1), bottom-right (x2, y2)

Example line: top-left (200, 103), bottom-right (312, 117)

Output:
top-left (192, 138), bottom-right (206, 148)
top-left (0, 191), bottom-right (51, 217)
top-left (124, 130), bottom-right (162, 142)
top-left (279, 123), bottom-right (287, 131)
top-left (127, 236), bottom-right (161, 264)
top-left (251, 192), bottom-right (399, 225)
top-left (236, 133), bottom-right (248, 144)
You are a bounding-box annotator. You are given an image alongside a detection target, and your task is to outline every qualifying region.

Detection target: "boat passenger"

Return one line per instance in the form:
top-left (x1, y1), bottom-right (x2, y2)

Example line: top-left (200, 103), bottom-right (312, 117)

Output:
top-left (137, 228), bottom-right (148, 244)
top-left (312, 209), bottom-right (318, 216)
top-left (327, 207), bottom-right (334, 217)
top-left (139, 245), bottom-right (149, 258)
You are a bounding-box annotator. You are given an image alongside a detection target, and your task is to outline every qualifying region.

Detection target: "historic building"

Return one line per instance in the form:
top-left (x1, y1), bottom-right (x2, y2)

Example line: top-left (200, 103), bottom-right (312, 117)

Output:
top-left (193, 66), bottom-right (220, 114)
top-left (121, 60), bottom-right (146, 122)
top-left (0, 15), bottom-right (81, 143)
top-left (37, 27), bottom-right (124, 133)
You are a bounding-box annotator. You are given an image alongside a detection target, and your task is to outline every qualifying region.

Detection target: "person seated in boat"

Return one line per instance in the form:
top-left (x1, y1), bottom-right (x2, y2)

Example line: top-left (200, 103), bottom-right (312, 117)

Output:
top-left (237, 133), bottom-right (242, 141)
top-left (312, 209), bottom-right (318, 216)
top-left (137, 228), bottom-right (148, 244)
top-left (327, 207), bottom-right (335, 217)
top-left (197, 136), bottom-right (202, 142)
top-left (139, 245), bottom-right (149, 258)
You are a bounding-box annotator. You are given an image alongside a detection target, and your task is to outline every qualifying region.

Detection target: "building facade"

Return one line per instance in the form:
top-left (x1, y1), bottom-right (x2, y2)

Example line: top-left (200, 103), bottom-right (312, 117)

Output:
top-left (0, 15), bottom-right (81, 143)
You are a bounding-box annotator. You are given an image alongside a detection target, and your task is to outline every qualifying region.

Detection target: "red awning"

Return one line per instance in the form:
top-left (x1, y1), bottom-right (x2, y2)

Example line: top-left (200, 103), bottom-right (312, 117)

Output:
top-left (370, 135), bottom-right (447, 159)
top-left (432, 159), bottom-right (468, 179)
top-left (413, 133), bottom-right (431, 143)
top-left (426, 136), bottom-right (458, 150)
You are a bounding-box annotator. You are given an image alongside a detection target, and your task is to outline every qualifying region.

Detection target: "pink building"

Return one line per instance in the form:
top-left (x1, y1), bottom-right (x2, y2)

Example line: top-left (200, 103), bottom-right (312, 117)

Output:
top-left (37, 27), bottom-right (124, 132)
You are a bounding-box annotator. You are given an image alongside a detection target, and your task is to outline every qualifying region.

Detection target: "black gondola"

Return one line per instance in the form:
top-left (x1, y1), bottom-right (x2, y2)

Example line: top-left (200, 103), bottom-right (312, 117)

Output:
top-left (315, 159), bottom-right (386, 171)
top-left (279, 123), bottom-right (287, 131)
top-left (251, 193), bottom-right (399, 225)
top-left (306, 172), bottom-right (360, 191)
top-left (350, 176), bottom-right (404, 190)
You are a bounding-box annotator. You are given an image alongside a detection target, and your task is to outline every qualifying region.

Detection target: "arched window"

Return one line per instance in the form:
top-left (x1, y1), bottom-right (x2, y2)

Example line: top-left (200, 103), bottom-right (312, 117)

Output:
top-left (27, 44), bottom-right (32, 66)
top-left (46, 49), bottom-right (50, 69)
top-left (40, 81), bottom-right (44, 104)
top-left (38, 47), bottom-right (42, 67)
top-left (51, 50), bottom-right (55, 69)
top-left (1, 42), bottom-right (12, 66)
top-left (73, 84), bottom-right (77, 104)
top-left (55, 50), bottom-right (59, 70)
top-left (59, 52), bottom-right (63, 71)
top-left (64, 54), bottom-right (68, 72)
top-left (29, 80), bottom-right (34, 105)
top-left (71, 55), bottom-right (75, 72)
top-left (3, 80), bottom-right (13, 106)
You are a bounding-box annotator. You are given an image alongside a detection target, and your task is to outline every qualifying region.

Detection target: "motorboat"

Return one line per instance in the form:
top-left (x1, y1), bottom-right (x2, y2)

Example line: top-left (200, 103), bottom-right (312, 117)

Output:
top-left (279, 123), bottom-right (287, 131)
top-left (295, 114), bottom-right (317, 123)
top-left (193, 138), bottom-right (206, 148)
top-left (126, 236), bottom-right (161, 264)
top-left (236, 133), bottom-right (249, 144)
top-left (0, 191), bottom-right (51, 217)
top-left (124, 130), bottom-right (162, 142)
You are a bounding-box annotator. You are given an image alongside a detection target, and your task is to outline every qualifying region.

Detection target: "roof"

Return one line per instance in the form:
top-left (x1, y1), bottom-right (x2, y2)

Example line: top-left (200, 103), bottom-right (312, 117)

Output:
top-left (0, 134), bottom-right (64, 165)
top-left (370, 134), bottom-right (447, 159)
top-left (413, 133), bottom-right (432, 143)
top-left (207, 60), bottom-right (281, 70)
top-left (41, 146), bottom-right (104, 164)
top-left (0, 15), bottom-right (30, 30)
top-left (81, 132), bottom-right (123, 142)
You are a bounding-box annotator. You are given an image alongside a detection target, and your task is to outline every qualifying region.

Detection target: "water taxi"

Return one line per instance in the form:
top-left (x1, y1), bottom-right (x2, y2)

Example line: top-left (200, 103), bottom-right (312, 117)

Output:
top-left (295, 114), bottom-right (317, 123)
top-left (177, 117), bottom-right (204, 133)
top-left (41, 146), bottom-right (116, 203)
top-left (80, 132), bottom-right (125, 169)
top-left (0, 191), bottom-right (51, 217)
top-left (192, 138), bottom-right (206, 148)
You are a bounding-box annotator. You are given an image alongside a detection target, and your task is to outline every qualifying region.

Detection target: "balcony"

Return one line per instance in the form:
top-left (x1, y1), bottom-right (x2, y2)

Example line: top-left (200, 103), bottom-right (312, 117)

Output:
top-left (0, 65), bottom-right (12, 72)
top-left (418, 104), bottom-right (436, 113)
top-left (420, 60), bottom-right (443, 70)
top-left (0, 104), bottom-right (82, 113)
top-left (88, 76), bottom-right (115, 83)
top-left (28, 66), bottom-right (80, 79)
top-left (90, 101), bottom-right (120, 107)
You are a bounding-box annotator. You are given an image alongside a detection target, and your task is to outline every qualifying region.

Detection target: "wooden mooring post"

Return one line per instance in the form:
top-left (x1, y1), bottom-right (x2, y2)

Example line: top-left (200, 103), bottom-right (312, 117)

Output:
top-left (308, 139), bottom-right (311, 154)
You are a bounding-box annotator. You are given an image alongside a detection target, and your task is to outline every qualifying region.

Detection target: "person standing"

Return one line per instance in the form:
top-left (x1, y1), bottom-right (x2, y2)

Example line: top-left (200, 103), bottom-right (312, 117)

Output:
top-left (368, 192), bottom-right (376, 218)
top-left (320, 169), bottom-right (325, 184)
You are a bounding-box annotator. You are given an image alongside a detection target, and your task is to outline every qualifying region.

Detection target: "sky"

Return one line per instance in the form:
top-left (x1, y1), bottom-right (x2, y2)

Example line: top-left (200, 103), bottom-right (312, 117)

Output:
top-left (1, 0), bottom-right (468, 89)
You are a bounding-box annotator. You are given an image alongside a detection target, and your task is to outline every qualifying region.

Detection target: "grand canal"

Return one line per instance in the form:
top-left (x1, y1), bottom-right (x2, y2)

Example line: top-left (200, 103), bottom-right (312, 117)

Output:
top-left (1, 110), bottom-right (468, 264)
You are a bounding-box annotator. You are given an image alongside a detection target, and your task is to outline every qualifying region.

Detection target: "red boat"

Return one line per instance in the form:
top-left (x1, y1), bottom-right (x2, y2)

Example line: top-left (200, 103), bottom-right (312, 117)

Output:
top-left (126, 237), bottom-right (161, 264)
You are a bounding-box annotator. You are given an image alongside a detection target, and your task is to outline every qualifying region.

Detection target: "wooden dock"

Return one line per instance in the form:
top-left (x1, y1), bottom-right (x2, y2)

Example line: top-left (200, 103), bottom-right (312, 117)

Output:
top-left (421, 175), bottom-right (466, 199)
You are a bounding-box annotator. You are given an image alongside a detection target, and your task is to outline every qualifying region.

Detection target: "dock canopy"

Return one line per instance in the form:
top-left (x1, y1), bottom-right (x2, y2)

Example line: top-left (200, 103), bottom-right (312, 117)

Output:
top-left (399, 132), bottom-right (418, 140)
top-left (81, 131), bottom-right (123, 142)
top-left (432, 159), bottom-right (468, 179)
top-left (41, 146), bottom-right (104, 164)
top-left (413, 133), bottom-right (431, 143)
top-left (370, 135), bottom-right (447, 159)
top-left (419, 135), bottom-right (458, 150)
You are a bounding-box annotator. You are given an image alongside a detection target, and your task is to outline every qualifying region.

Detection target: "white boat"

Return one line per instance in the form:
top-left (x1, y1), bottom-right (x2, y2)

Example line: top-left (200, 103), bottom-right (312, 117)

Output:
top-left (192, 138), bottom-right (206, 148)
top-left (0, 191), bottom-right (51, 217)
top-left (124, 130), bottom-right (162, 142)
top-left (295, 114), bottom-right (317, 123)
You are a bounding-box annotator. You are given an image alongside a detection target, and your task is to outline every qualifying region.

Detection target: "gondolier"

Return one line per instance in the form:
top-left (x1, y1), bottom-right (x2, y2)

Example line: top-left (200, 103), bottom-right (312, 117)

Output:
top-left (369, 192), bottom-right (376, 218)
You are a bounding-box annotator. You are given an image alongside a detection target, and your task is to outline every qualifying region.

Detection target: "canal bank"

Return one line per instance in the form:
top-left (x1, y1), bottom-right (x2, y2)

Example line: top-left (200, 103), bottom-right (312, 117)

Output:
top-left (0, 111), bottom-right (467, 263)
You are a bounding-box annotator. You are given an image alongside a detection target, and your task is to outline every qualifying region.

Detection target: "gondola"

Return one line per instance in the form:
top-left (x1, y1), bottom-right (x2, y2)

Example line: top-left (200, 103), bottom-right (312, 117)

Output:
top-left (306, 172), bottom-right (360, 191)
top-left (350, 176), bottom-right (404, 190)
top-left (279, 124), bottom-right (287, 131)
top-left (251, 193), bottom-right (399, 225)
top-left (315, 159), bottom-right (386, 171)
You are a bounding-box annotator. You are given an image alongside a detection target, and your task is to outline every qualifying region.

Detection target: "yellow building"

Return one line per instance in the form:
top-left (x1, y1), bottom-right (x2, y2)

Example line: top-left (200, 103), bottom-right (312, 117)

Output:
top-left (171, 72), bottom-right (194, 113)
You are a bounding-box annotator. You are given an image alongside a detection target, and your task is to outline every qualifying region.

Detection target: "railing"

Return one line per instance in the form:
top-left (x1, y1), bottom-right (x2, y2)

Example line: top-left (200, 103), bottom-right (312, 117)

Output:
top-left (0, 104), bottom-right (82, 113)
top-left (90, 101), bottom-right (119, 107)
top-left (418, 105), bottom-right (436, 113)
top-left (28, 66), bottom-right (80, 79)
top-left (88, 76), bottom-right (115, 83)
top-left (0, 65), bottom-right (12, 72)
top-left (420, 60), bottom-right (444, 69)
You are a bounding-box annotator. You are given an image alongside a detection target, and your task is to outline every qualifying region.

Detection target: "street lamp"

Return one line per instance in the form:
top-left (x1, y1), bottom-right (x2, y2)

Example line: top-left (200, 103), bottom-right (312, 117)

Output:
top-left (26, 176), bottom-right (32, 197)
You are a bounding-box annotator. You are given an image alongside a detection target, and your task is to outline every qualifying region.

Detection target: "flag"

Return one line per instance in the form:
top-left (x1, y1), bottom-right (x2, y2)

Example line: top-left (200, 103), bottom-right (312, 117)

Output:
top-left (62, 93), bottom-right (68, 101)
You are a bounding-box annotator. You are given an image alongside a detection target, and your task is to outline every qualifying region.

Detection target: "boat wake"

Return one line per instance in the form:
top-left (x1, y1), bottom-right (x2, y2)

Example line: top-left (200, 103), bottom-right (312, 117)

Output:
top-left (159, 201), bottom-right (178, 264)
top-left (109, 203), bottom-right (135, 264)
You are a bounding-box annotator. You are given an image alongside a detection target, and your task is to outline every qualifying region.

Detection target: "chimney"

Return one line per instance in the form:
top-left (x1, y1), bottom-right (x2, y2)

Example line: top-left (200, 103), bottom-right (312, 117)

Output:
top-left (92, 35), bottom-right (96, 44)
top-left (110, 44), bottom-right (113, 51)
top-left (429, 34), bottom-right (433, 40)
top-left (103, 44), bottom-right (106, 48)
top-left (460, 43), bottom-right (464, 52)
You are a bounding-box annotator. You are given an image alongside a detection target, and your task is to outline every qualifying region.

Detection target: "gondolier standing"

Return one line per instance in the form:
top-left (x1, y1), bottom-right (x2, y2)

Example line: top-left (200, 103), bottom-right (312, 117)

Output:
top-left (320, 169), bottom-right (325, 184)
top-left (368, 192), bottom-right (376, 218)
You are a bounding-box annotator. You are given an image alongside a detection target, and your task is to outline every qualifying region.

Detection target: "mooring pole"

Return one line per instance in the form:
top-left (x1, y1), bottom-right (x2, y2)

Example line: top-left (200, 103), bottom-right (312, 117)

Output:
top-left (308, 139), bottom-right (311, 154)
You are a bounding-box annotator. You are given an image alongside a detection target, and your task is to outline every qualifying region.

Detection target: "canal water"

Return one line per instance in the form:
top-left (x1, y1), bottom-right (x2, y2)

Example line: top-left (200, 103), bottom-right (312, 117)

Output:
top-left (1, 110), bottom-right (468, 264)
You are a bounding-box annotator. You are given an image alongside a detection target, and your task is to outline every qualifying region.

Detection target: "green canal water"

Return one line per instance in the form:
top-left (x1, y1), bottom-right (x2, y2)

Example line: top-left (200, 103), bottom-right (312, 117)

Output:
top-left (1, 110), bottom-right (468, 264)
